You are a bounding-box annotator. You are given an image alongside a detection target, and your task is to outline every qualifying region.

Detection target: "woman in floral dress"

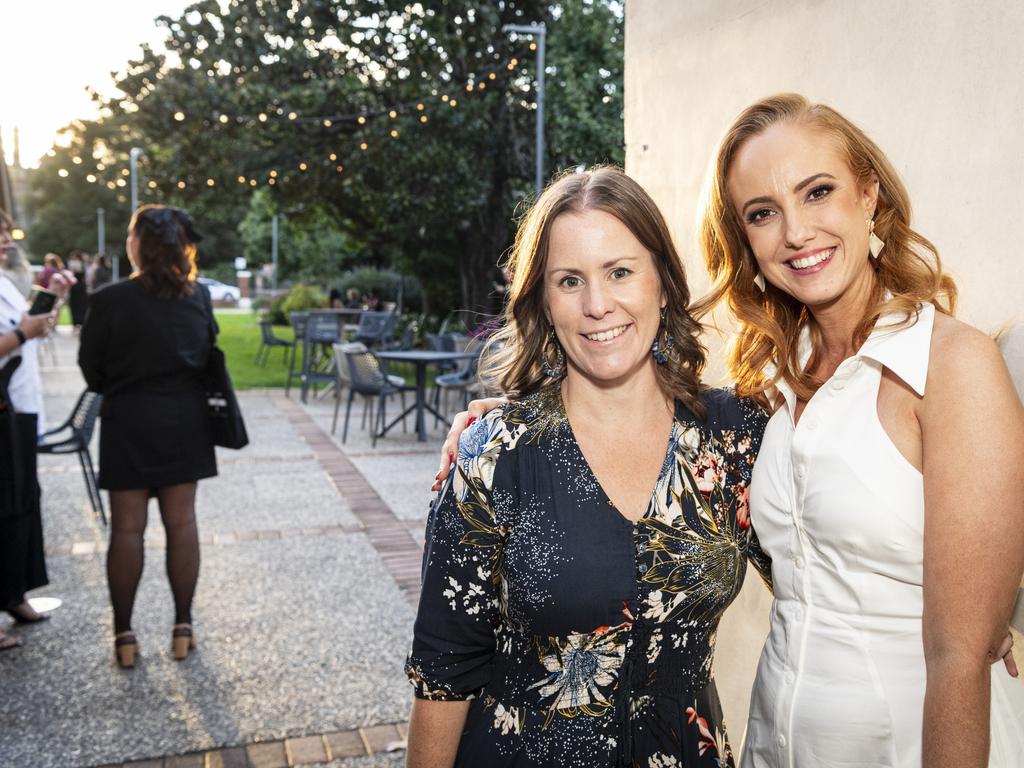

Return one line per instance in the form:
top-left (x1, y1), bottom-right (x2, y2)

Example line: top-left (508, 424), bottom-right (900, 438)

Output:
top-left (405, 167), bottom-right (771, 768)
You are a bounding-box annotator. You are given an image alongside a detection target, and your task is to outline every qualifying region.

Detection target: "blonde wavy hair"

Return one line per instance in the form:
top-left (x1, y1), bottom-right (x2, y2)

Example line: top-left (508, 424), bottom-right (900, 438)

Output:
top-left (481, 166), bottom-right (707, 414)
top-left (693, 93), bottom-right (957, 405)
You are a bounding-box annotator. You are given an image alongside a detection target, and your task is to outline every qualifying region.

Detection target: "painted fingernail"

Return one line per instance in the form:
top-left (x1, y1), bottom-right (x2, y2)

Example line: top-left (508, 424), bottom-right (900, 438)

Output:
top-left (466, 416), bottom-right (477, 428)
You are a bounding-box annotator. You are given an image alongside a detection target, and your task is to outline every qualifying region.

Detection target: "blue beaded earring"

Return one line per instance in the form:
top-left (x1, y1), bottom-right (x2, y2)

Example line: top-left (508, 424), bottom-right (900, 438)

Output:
top-left (651, 310), bottom-right (674, 365)
top-left (541, 328), bottom-right (564, 378)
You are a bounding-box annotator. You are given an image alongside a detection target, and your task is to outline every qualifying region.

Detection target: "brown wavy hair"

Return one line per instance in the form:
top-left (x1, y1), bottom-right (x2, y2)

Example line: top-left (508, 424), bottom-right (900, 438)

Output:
top-left (481, 166), bottom-right (707, 414)
top-left (693, 93), bottom-right (957, 405)
top-left (129, 205), bottom-right (200, 299)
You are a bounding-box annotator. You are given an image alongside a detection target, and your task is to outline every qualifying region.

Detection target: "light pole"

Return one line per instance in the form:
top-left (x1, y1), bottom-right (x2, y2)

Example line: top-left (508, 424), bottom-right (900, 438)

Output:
top-left (502, 22), bottom-right (547, 198)
top-left (97, 208), bottom-right (105, 257)
top-left (124, 146), bottom-right (144, 282)
top-left (271, 213), bottom-right (279, 292)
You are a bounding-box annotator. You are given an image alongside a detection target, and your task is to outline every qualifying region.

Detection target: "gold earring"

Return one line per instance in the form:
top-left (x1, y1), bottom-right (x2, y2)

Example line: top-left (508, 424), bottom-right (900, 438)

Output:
top-left (868, 218), bottom-right (884, 260)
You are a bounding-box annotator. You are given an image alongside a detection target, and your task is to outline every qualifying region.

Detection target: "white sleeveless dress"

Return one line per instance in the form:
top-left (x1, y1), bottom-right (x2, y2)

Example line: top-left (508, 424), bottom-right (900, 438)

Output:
top-left (742, 303), bottom-right (1024, 767)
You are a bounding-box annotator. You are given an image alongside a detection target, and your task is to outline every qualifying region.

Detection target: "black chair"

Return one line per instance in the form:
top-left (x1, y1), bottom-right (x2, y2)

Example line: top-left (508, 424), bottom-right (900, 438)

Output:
top-left (254, 319), bottom-right (293, 366)
top-left (335, 346), bottom-right (412, 446)
top-left (285, 311), bottom-right (310, 397)
top-left (37, 389), bottom-right (105, 524)
top-left (354, 311), bottom-right (397, 348)
top-left (433, 336), bottom-right (484, 425)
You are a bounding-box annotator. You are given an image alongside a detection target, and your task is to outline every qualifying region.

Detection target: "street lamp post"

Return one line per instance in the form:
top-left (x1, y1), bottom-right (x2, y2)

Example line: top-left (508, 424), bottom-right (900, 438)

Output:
top-left (124, 146), bottom-right (144, 282)
top-left (271, 213), bottom-right (279, 293)
top-left (97, 208), bottom-right (105, 257)
top-left (502, 22), bottom-right (547, 198)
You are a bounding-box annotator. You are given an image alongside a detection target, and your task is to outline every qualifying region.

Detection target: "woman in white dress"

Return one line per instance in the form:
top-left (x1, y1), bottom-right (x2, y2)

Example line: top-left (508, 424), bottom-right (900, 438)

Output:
top-left (437, 95), bottom-right (1024, 766)
top-left (695, 93), bottom-right (1024, 767)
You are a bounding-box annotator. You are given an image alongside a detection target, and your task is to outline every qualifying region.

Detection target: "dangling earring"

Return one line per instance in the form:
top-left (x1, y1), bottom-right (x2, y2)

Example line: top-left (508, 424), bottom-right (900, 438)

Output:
top-left (868, 218), bottom-right (884, 260)
top-left (753, 271), bottom-right (766, 292)
top-left (541, 327), bottom-right (564, 378)
top-left (651, 310), bottom-right (674, 365)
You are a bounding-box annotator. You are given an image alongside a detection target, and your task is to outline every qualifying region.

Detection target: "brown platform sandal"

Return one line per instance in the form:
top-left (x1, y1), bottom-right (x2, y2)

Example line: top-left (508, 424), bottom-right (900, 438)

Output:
top-left (114, 631), bottom-right (138, 668)
top-left (172, 624), bottom-right (196, 660)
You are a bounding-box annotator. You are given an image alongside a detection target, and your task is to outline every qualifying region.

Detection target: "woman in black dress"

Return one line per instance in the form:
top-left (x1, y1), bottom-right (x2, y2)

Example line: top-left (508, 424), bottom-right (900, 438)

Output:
top-left (79, 205), bottom-right (216, 668)
top-left (405, 168), bottom-right (771, 767)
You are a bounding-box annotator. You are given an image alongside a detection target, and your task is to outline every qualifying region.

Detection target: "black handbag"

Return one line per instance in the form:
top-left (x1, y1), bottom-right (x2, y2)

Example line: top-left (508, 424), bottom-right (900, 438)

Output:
top-left (200, 290), bottom-right (249, 450)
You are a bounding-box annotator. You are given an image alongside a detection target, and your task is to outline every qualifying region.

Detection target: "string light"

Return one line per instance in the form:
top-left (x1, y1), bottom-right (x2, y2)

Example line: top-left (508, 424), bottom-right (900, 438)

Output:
top-left (147, 180), bottom-right (157, 189)
top-left (269, 169), bottom-right (278, 178)
top-left (441, 94), bottom-right (450, 102)
top-left (323, 119), bottom-right (332, 127)
top-left (207, 178), bottom-right (215, 186)
top-left (329, 153), bottom-right (337, 161)
top-left (237, 175), bottom-right (246, 183)
top-left (357, 115), bottom-right (366, 125)
top-left (390, 129), bottom-right (399, 138)
top-left (58, 169), bottom-right (69, 178)
top-left (268, 177), bottom-right (276, 185)
top-left (388, 110), bottom-right (397, 118)
top-left (416, 103), bottom-right (425, 111)
top-left (288, 111), bottom-right (297, 120)
top-left (72, 156), bottom-right (83, 164)
top-left (174, 111), bottom-right (186, 121)
top-left (258, 113), bottom-right (268, 122)
top-left (336, 165), bottom-right (344, 172)
top-left (449, 99), bottom-right (458, 107)
top-left (219, 115), bottom-right (229, 124)
top-left (116, 179), bottom-right (126, 187)
top-left (249, 179), bottom-right (257, 187)
top-left (86, 174), bottom-right (97, 183)
top-left (121, 168), bottom-right (130, 176)
top-left (177, 181), bottom-right (187, 189)
top-left (299, 162), bottom-right (308, 171)
top-left (420, 115), bottom-right (428, 123)
top-left (360, 142), bottom-right (368, 151)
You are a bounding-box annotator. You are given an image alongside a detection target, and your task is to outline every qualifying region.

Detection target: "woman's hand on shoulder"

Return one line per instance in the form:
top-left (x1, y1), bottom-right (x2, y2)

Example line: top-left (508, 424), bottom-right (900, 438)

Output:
top-left (432, 397), bottom-right (508, 491)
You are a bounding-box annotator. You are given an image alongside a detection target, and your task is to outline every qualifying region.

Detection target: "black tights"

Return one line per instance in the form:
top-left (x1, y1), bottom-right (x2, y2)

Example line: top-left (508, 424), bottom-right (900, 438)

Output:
top-left (107, 483), bottom-right (200, 634)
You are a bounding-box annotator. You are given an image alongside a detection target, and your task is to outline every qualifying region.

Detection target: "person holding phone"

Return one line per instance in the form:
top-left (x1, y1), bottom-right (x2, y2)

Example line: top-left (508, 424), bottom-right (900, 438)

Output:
top-left (0, 210), bottom-right (68, 651)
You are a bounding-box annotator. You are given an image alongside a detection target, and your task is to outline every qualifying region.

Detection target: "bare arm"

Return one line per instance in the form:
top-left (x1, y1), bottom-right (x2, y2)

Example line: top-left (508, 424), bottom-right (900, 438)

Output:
top-left (0, 312), bottom-right (56, 357)
top-left (921, 325), bottom-right (1024, 767)
top-left (433, 397), bottom-right (508, 490)
top-left (406, 699), bottom-right (471, 768)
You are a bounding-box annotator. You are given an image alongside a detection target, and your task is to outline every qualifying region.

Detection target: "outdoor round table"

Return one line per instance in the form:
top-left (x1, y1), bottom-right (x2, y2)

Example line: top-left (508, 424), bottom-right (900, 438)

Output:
top-left (374, 349), bottom-right (479, 442)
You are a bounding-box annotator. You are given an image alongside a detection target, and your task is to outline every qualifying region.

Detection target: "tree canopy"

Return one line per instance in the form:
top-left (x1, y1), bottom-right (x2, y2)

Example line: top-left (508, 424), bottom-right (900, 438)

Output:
top-left (27, 0), bottom-right (623, 317)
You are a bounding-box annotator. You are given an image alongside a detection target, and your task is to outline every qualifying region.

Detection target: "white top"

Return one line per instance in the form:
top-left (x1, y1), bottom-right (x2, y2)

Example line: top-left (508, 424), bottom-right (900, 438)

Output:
top-left (0, 275), bottom-right (44, 429)
top-left (742, 303), bottom-right (1024, 767)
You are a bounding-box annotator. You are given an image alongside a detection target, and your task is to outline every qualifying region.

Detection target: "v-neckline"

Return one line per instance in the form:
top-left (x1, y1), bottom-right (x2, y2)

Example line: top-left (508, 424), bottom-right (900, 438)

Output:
top-left (555, 386), bottom-right (679, 527)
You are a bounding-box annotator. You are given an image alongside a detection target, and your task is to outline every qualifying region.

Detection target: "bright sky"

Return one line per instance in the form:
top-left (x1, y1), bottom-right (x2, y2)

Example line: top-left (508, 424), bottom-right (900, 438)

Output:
top-left (2, 1), bottom-right (193, 167)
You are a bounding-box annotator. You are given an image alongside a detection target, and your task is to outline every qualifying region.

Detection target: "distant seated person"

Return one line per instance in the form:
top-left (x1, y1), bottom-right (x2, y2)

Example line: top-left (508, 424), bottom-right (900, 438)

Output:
top-left (38, 253), bottom-right (65, 289)
top-left (364, 288), bottom-right (382, 311)
top-left (328, 288), bottom-right (343, 309)
top-left (343, 288), bottom-right (362, 309)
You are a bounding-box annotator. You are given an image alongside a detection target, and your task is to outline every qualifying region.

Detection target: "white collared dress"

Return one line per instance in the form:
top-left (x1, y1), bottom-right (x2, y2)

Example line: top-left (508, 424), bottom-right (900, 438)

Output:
top-left (742, 303), bottom-right (1024, 767)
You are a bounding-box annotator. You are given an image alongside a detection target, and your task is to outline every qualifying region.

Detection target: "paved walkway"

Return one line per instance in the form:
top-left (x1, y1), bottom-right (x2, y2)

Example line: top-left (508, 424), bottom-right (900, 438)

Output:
top-left (0, 329), bottom-right (446, 768)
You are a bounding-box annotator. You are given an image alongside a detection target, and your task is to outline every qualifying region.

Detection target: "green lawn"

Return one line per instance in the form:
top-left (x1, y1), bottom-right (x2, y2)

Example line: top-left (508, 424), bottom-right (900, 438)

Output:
top-left (215, 309), bottom-right (447, 391)
top-left (215, 311), bottom-right (295, 389)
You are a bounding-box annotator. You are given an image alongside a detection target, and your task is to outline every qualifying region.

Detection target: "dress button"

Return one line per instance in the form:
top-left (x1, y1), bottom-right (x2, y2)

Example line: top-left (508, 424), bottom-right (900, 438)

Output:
top-left (638, 563), bottom-right (648, 575)
top-left (794, 609), bottom-right (804, 621)
top-left (636, 541), bottom-right (646, 555)
top-left (777, 734), bottom-right (787, 748)
top-left (832, 380), bottom-right (846, 391)
top-left (805, 418), bottom-right (818, 430)
top-left (785, 671), bottom-right (796, 684)
top-left (794, 556), bottom-right (804, 569)
top-left (795, 465), bottom-right (807, 479)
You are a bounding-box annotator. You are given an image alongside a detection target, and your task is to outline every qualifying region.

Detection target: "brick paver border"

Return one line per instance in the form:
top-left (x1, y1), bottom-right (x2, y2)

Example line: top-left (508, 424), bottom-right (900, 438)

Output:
top-left (274, 395), bottom-right (424, 609)
top-left (92, 721), bottom-right (408, 768)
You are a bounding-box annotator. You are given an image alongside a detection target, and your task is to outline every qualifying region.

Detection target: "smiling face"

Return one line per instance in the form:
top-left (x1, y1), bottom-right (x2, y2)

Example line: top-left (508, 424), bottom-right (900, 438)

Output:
top-left (727, 121), bottom-right (879, 315)
top-left (543, 208), bottom-right (667, 387)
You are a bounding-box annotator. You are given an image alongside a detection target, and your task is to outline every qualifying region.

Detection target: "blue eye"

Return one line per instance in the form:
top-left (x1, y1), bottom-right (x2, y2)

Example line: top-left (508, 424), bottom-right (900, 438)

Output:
top-left (611, 267), bottom-right (631, 279)
top-left (560, 275), bottom-right (581, 288)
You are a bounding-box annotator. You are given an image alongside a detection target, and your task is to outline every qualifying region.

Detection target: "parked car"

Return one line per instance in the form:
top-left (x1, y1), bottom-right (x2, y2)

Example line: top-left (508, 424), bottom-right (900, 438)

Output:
top-left (197, 277), bottom-right (240, 302)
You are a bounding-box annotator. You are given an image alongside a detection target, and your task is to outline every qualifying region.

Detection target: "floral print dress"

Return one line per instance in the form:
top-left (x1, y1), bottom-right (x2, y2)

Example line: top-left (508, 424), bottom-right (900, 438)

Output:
top-left (406, 386), bottom-right (771, 767)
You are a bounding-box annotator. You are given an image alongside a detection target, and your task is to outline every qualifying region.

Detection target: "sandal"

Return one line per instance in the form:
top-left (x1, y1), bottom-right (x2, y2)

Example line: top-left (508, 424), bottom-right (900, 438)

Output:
top-left (114, 631), bottom-right (138, 668)
top-left (6, 602), bottom-right (50, 624)
top-left (172, 624), bottom-right (196, 660)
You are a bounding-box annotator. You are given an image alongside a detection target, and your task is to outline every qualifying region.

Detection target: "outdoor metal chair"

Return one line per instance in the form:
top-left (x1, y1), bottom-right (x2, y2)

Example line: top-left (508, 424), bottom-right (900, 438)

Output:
top-left (285, 311), bottom-right (310, 396)
top-left (254, 319), bottom-right (294, 366)
top-left (334, 346), bottom-right (412, 446)
top-left (433, 336), bottom-right (484, 425)
top-left (300, 312), bottom-right (343, 402)
top-left (353, 311), bottom-right (397, 348)
top-left (37, 389), bottom-right (105, 524)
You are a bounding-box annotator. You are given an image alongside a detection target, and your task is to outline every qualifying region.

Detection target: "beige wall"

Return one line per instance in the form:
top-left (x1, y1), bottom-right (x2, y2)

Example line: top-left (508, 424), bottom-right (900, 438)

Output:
top-left (624, 0), bottom-right (1024, 742)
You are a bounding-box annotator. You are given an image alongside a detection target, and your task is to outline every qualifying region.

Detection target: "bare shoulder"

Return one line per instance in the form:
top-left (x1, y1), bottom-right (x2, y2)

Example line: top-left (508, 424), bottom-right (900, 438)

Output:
top-left (927, 313), bottom-right (1017, 405)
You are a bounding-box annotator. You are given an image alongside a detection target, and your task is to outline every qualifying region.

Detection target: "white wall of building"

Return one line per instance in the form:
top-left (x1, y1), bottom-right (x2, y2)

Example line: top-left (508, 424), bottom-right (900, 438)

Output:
top-left (624, 0), bottom-right (1024, 740)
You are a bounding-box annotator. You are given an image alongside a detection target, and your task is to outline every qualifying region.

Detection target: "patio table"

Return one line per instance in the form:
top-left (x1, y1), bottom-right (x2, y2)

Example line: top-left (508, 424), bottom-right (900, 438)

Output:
top-left (374, 350), bottom-right (479, 442)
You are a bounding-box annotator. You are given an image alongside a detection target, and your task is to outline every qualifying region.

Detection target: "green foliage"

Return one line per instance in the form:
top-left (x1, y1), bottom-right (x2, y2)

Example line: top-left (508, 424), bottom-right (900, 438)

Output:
top-left (279, 283), bottom-right (326, 317)
top-left (24, 0), bottom-right (624, 318)
top-left (215, 310), bottom-right (295, 389)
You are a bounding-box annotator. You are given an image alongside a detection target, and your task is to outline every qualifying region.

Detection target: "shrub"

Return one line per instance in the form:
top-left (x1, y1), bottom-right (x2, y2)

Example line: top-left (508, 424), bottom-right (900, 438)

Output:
top-left (279, 284), bottom-right (326, 322)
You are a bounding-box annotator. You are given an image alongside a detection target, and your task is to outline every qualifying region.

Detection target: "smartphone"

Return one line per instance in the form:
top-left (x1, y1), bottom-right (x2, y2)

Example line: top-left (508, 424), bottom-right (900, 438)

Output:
top-left (28, 286), bottom-right (58, 315)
